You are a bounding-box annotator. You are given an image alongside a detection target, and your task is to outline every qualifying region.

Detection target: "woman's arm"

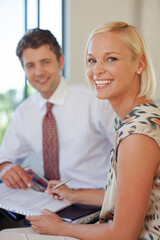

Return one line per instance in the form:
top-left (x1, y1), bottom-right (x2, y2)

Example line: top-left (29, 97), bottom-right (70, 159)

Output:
top-left (110, 134), bottom-right (160, 239)
top-left (46, 180), bottom-right (105, 206)
top-left (27, 134), bottom-right (160, 240)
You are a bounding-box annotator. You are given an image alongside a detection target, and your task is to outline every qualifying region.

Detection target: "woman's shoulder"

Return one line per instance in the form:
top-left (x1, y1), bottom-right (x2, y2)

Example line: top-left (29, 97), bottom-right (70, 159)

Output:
top-left (116, 103), bottom-right (160, 147)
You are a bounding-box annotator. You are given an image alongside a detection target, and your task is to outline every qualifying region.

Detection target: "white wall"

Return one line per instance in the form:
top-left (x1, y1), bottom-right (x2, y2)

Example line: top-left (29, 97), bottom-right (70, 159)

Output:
top-left (64, 0), bottom-right (160, 100)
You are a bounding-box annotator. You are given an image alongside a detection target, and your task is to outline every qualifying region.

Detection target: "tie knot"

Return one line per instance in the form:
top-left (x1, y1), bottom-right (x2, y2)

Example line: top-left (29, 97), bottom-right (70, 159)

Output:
top-left (46, 102), bottom-right (53, 112)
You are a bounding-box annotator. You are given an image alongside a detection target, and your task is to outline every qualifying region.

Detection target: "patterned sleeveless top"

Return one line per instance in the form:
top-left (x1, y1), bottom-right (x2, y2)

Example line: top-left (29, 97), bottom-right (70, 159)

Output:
top-left (100, 104), bottom-right (160, 240)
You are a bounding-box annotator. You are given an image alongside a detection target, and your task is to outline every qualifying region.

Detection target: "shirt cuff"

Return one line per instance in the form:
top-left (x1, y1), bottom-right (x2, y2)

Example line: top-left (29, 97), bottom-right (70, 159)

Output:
top-left (0, 163), bottom-right (17, 178)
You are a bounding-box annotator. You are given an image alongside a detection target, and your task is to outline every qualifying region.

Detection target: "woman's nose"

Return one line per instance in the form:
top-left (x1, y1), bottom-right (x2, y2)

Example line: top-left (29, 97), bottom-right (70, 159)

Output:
top-left (93, 61), bottom-right (106, 75)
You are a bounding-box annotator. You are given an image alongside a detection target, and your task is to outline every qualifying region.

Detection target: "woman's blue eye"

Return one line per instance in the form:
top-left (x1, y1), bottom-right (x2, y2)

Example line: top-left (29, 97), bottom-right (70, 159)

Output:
top-left (108, 57), bottom-right (117, 62)
top-left (88, 59), bottom-right (96, 63)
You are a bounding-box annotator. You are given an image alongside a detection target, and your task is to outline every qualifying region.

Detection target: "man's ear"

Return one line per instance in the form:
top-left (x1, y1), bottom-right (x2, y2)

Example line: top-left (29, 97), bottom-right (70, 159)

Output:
top-left (59, 55), bottom-right (65, 72)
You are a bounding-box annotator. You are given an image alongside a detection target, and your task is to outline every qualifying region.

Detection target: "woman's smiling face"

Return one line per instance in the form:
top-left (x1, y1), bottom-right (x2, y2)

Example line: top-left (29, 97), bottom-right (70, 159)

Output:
top-left (86, 32), bottom-right (140, 101)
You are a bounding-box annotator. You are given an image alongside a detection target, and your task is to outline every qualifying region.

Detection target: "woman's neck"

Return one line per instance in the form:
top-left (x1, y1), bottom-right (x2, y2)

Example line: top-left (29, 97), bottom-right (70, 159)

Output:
top-left (110, 96), bottom-right (154, 121)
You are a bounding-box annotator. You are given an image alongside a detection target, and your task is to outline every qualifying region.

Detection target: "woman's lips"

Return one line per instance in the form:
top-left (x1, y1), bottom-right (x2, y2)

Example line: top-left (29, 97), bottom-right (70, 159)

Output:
top-left (94, 79), bottom-right (112, 88)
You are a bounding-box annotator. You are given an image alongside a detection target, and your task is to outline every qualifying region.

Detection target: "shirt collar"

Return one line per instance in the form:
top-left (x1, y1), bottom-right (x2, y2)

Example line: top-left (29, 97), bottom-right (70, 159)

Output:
top-left (38, 76), bottom-right (68, 109)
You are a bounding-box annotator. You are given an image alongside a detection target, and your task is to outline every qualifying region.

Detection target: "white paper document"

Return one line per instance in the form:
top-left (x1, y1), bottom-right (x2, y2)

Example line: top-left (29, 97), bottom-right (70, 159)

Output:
top-left (0, 183), bottom-right (70, 216)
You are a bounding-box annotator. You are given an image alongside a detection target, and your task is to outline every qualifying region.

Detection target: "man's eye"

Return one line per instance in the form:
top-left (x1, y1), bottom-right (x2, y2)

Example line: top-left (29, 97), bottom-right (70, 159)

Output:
top-left (42, 61), bottom-right (49, 65)
top-left (107, 57), bottom-right (117, 62)
top-left (26, 65), bottom-right (33, 69)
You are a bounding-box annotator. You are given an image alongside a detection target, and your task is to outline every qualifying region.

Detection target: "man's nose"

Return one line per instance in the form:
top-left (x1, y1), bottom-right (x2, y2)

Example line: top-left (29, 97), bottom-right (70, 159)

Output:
top-left (35, 65), bottom-right (44, 76)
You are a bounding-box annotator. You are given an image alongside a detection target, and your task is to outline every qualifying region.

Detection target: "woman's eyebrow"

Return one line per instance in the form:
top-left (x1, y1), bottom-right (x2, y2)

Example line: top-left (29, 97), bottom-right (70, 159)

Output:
top-left (87, 51), bottom-right (120, 56)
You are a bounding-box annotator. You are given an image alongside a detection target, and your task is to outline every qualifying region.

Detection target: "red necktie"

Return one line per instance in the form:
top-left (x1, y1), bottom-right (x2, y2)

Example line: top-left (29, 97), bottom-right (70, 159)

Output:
top-left (43, 102), bottom-right (60, 180)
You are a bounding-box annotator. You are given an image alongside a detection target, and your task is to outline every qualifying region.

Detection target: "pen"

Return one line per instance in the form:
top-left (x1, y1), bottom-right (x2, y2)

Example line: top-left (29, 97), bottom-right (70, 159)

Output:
top-left (53, 178), bottom-right (72, 189)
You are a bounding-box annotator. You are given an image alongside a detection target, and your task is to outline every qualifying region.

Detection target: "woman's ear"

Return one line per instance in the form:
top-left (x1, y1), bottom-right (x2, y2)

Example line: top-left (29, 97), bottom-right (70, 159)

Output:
top-left (136, 55), bottom-right (146, 75)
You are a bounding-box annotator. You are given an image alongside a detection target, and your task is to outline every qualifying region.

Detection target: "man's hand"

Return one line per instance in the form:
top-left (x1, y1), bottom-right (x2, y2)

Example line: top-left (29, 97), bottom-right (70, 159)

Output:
top-left (1, 163), bottom-right (32, 189)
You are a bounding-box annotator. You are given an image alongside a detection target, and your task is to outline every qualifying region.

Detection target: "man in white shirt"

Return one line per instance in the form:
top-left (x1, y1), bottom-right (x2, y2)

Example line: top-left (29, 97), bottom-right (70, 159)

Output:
top-left (0, 28), bottom-right (116, 190)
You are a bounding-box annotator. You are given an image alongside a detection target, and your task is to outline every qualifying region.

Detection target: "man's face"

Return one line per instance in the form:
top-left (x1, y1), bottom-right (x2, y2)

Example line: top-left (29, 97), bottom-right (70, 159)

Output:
top-left (22, 44), bottom-right (64, 99)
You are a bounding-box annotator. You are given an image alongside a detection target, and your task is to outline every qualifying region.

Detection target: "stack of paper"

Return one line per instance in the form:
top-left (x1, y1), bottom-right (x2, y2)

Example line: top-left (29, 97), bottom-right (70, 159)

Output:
top-left (0, 183), bottom-right (70, 216)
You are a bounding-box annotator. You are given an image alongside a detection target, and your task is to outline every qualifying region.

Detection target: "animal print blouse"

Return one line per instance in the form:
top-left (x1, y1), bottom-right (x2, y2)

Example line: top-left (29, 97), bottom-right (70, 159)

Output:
top-left (100, 104), bottom-right (160, 240)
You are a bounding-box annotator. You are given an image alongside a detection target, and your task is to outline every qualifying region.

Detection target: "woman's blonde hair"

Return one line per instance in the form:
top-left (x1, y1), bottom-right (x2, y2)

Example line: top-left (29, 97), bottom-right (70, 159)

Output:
top-left (85, 21), bottom-right (156, 99)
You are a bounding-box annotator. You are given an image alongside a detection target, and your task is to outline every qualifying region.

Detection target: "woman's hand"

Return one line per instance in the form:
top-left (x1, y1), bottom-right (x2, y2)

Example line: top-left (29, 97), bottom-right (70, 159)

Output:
top-left (45, 180), bottom-right (76, 203)
top-left (46, 180), bottom-right (105, 206)
top-left (26, 209), bottom-right (62, 235)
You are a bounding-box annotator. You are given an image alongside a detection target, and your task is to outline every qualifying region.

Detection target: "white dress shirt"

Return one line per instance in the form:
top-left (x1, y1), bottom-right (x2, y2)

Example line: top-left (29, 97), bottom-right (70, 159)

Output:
top-left (0, 77), bottom-right (116, 189)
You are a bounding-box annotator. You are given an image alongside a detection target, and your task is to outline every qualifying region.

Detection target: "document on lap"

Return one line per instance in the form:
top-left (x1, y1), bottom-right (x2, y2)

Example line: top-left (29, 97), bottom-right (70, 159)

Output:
top-left (0, 182), bottom-right (71, 216)
top-left (0, 169), bottom-right (101, 223)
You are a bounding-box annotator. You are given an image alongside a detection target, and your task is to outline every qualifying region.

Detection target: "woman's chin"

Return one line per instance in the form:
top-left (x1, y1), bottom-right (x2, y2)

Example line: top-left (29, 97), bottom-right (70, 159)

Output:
top-left (95, 90), bottom-right (109, 100)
